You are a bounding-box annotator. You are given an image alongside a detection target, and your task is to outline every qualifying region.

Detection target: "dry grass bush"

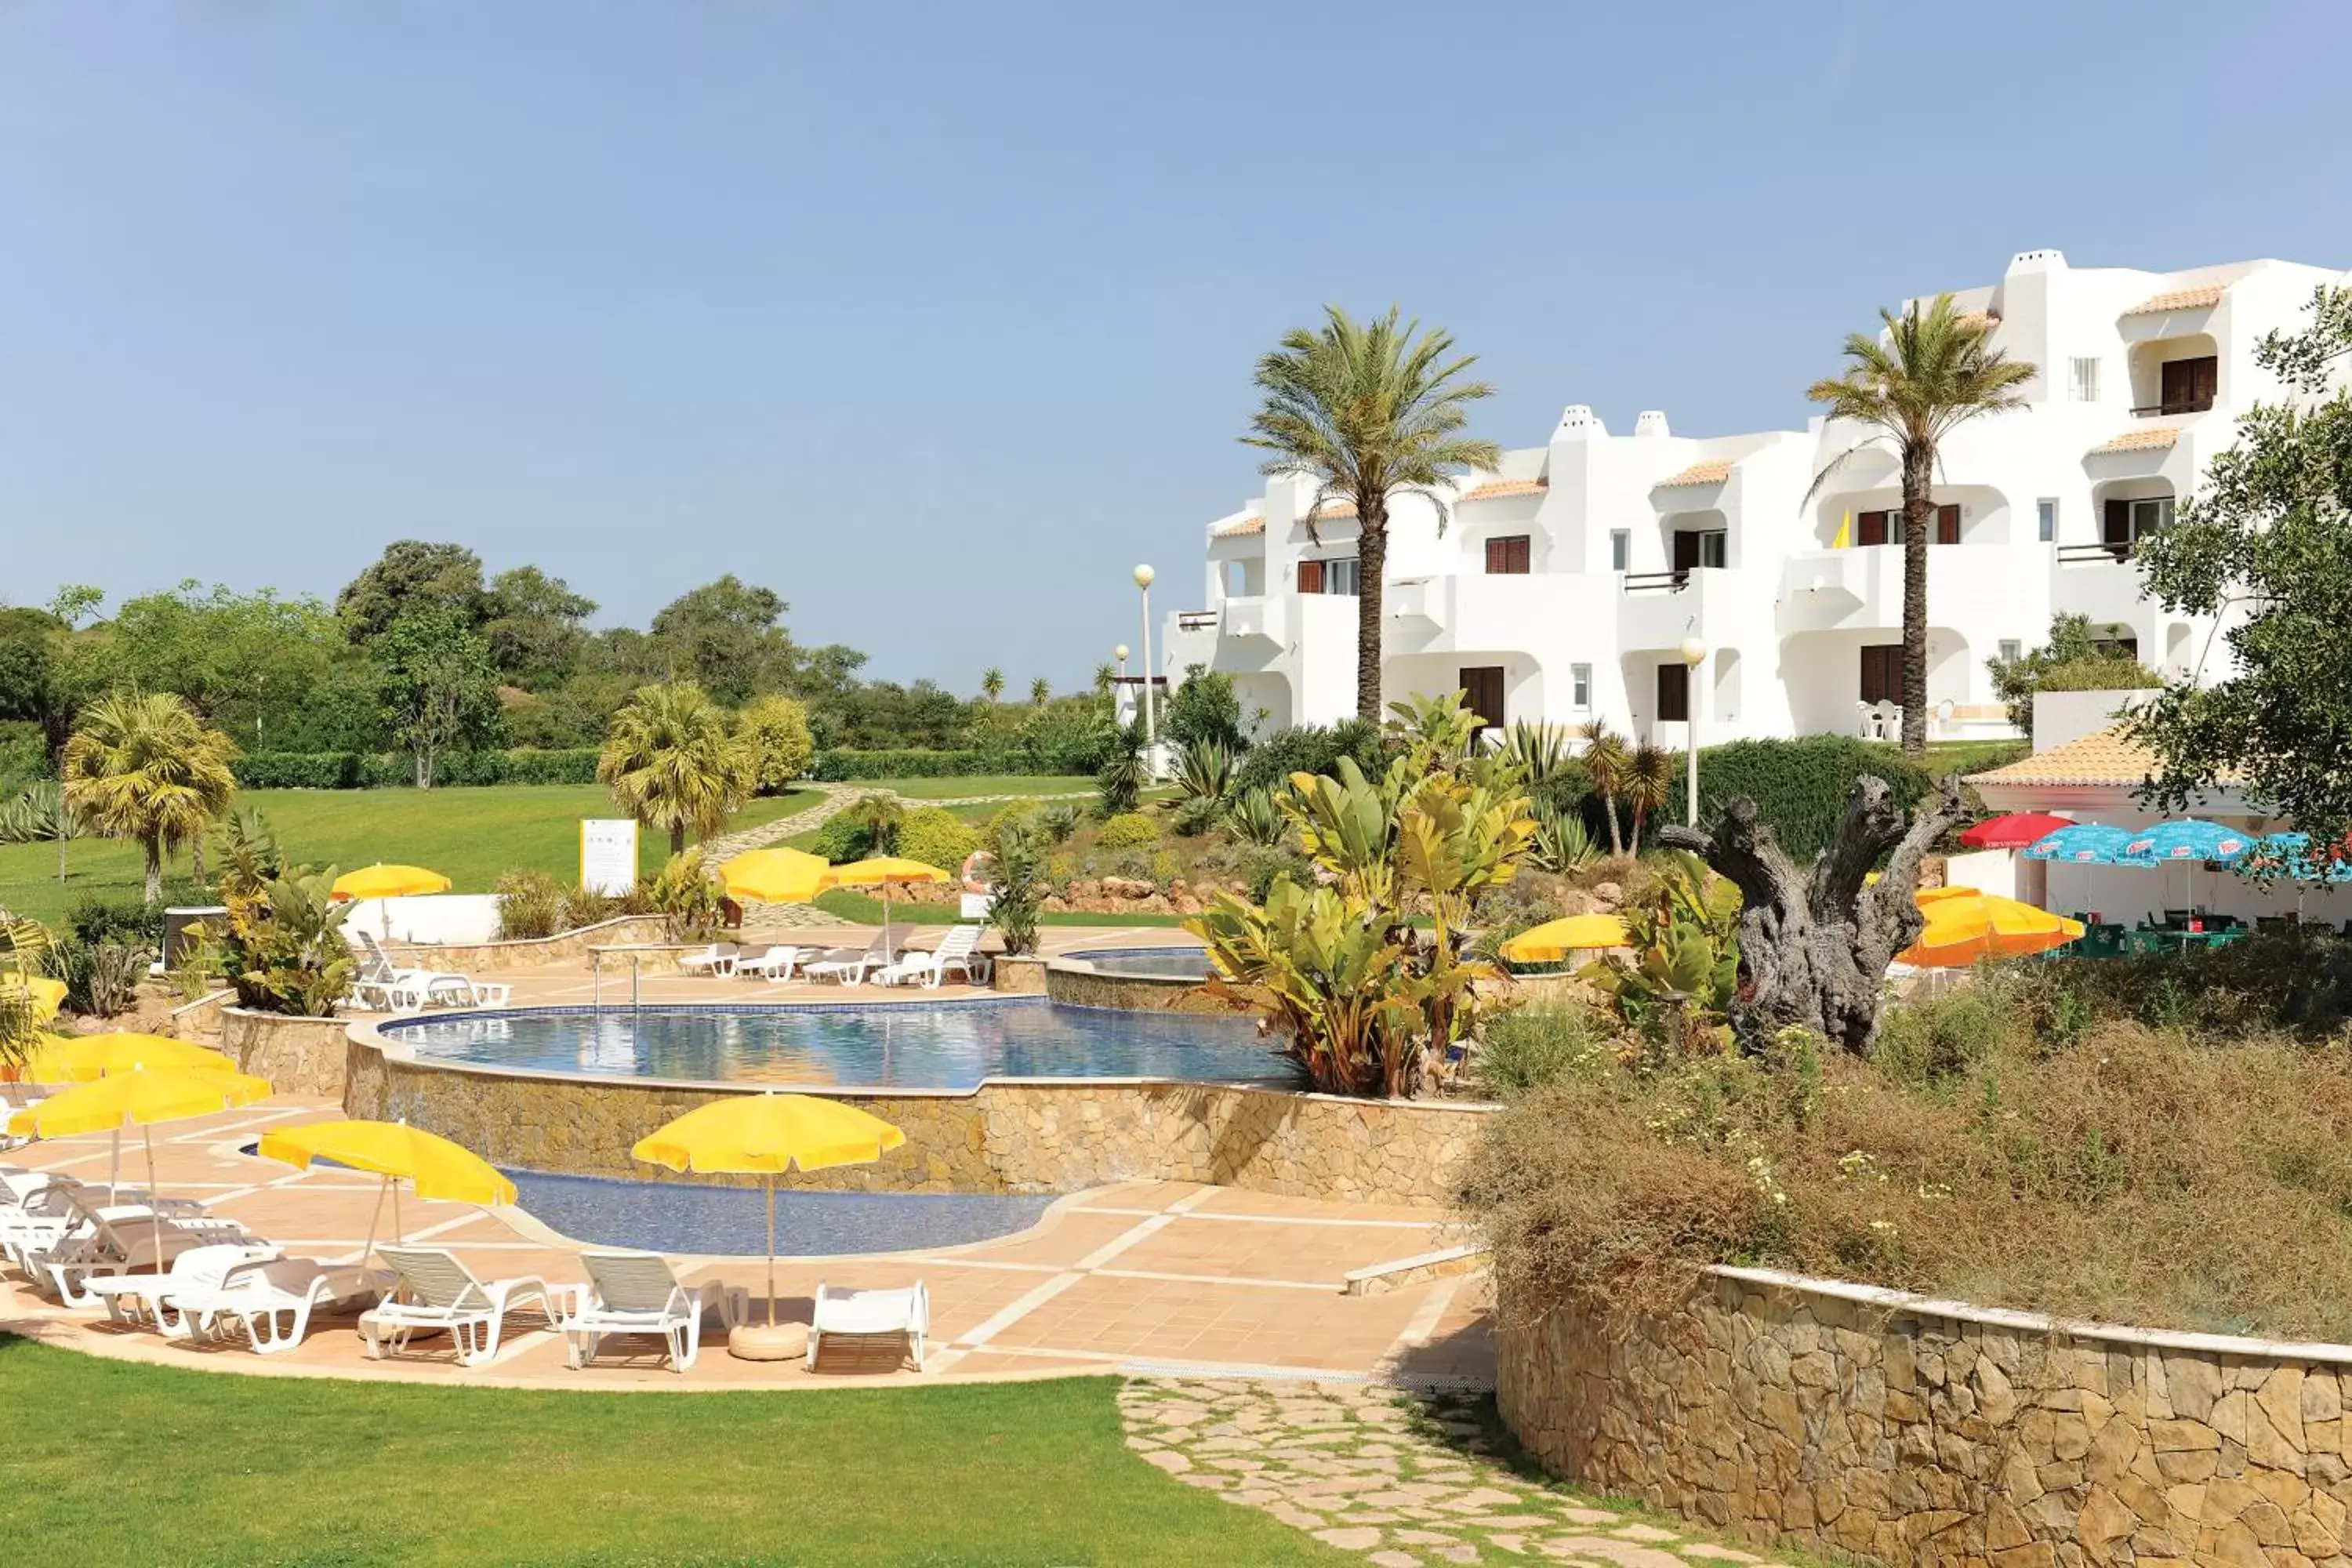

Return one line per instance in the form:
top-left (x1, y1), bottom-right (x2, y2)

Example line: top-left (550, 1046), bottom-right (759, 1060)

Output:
top-left (1465, 949), bottom-right (2352, 1342)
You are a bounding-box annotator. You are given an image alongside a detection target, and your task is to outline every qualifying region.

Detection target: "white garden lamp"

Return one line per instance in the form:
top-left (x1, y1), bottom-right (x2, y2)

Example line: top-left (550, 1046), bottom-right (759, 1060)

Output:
top-left (1679, 636), bottom-right (1707, 826)
top-left (1132, 565), bottom-right (1157, 752)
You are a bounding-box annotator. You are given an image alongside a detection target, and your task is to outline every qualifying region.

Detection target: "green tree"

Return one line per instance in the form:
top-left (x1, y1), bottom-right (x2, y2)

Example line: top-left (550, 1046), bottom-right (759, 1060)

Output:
top-left (481, 565), bottom-right (597, 691)
top-left (1579, 721), bottom-right (1628, 857)
top-left (1092, 662), bottom-right (1116, 696)
top-left (336, 541), bottom-right (488, 644)
top-left (738, 693), bottom-right (815, 793)
top-left (1243, 306), bottom-right (1502, 721)
top-left (647, 576), bottom-right (797, 704)
top-left (1029, 677), bottom-right (1051, 706)
top-left (1163, 664), bottom-right (1245, 751)
top-left (2132, 285), bottom-right (2352, 844)
top-left (61, 690), bottom-right (239, 906)
top-left (1987, 613), bottom-right (2162, 737)
top-left (372, 608), bottom-right (503, 789)
top-left (97, 582), bottom-right (342, 743)
top-left (838, 793), bottom-right (904, 856)
top-left (45, 585), bottom-right (103, 628)
top-left (1624, 742), bottom-right (1674, 857)
top-left (597, 682), bottom-right (757, 855)
top-left (1806, 295), bottom-right (2037, 753)
top-left (980, 667), bottom-right (1004, 704)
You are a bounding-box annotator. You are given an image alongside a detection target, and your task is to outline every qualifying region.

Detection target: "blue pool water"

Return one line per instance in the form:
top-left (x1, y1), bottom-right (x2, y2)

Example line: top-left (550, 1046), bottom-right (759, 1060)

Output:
top-left (1075, 945), bottom-right (1212, 980)
top-left (383, 998), bottom-right (1295, 1089)
top-left (506, 1169), bottom-right (1056, 1256)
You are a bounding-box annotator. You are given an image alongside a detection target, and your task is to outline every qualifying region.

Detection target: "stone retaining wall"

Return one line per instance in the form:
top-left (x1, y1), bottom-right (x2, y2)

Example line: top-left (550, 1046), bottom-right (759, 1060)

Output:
top-left (344, 1026), bottom-right (1490, 1204)
top-left (164, 990), bottom-right (233, 1044)
top-left (1043, 966), bottom-right (1228, 1014)
top-left (1497, 1265), bottom-right (2352, 1568)
top-left (220, 1008), bottom-right (356, 1096)
top-left (382, 915), bottom-right (673, 973)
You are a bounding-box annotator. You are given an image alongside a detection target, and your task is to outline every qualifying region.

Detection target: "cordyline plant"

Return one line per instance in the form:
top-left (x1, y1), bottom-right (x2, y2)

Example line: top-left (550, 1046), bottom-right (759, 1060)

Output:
top-left (1187, 693), bottom-right (1537, 1098)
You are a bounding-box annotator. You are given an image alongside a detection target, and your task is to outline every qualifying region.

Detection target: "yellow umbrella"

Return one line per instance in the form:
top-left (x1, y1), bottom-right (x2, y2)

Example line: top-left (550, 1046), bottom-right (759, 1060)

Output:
top-left (633, 1094), bottom-right (906, 1329)
top-left (257, 1119), bottom-right (516, 1267)
top-left (8, 1065), bottom-right (271, 1266)
top-left (1898, 891), bottom-right (2085, 968)
top-left (822, 856), bottom-right (953, 944)
top-left (17, 1031), bottom-right (235, 1083)
top-left (2, 975), bottom-right (67, 1023)
top-left (331, 864), bottom-right (453, 901)
top-left (1499, 913), bottom-right (1632, 964)
top-left (719, 847), bottom-right (832, 905)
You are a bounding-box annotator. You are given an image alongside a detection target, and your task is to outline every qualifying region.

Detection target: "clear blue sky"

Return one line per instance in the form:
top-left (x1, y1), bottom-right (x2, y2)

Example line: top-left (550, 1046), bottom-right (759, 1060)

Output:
top-left (2, 2), bottom-right (2343, 691)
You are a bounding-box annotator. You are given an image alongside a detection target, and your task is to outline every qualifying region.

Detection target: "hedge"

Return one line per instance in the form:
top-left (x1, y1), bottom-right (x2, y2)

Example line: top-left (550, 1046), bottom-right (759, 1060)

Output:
top-left (231, 749), bottom-right (602, 789)
top-left (809, 750), bottom-right (1094, 781)
top-left (1662, 735), bottom-right (1932, 862)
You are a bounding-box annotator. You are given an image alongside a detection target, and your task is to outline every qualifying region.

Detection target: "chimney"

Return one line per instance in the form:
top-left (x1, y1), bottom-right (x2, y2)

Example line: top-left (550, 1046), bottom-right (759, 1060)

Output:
top-left (1634, 410), bottom-right (1670, 437)
top-left (1553, 405), bottom-right (1606, 441)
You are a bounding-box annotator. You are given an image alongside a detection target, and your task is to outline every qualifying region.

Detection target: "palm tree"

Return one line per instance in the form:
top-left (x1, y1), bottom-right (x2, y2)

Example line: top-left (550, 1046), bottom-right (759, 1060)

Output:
top-left (840, 793), bottom-right (903, 857)
top-left (1623, 743), bottom-right (1675, 858)
top-left (1092, 662), bottom-right (1116, 696)
top-left (597, 681), bottom-right (757, 856)
top-left (1029, 677), bottom-right (1051, 706)
top-left (980, 667), bottom-right (1005, 704)
top-left (1243, 307), bottom-right (1502, 721)
top-left (61, 690), bottom-right (238, 906)
top-left (1807, 294), bottom-right (2037, 754)
top-left (1578, 721), bottom-right (1628, 858)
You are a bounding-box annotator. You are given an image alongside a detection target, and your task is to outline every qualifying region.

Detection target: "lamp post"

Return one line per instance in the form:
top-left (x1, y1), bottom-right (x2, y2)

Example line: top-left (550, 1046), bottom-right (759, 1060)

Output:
top-left (1133, 565), bottom-right (1157, 755)
top-left (1679, 637), bottom-right (1707, 826)
top-left (1114, 644), bottom-right (1131, 728)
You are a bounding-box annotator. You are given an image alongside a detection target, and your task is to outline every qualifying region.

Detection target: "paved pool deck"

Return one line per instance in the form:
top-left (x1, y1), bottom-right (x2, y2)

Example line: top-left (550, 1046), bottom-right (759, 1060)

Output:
top-left (1, 1094), bottom-right (1494, 1392)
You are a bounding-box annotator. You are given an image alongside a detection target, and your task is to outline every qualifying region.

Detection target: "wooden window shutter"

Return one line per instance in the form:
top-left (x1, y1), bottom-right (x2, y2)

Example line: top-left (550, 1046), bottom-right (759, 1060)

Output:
top-left (1657, 662), bottom-right (1689, 723)
top-left (1297, 560), bottom-right (1323, 593)
top-left (1484, 538), bottom-right (1504, 573)
top-left (2103, 499), bottom-right (2131, 545)
top-left (1672, 531), bottom-right (1702, 572)
top-left (1858, 510), bottom-right (1889, 546)
top-left (1936, 505), bottom-right (1960, 545)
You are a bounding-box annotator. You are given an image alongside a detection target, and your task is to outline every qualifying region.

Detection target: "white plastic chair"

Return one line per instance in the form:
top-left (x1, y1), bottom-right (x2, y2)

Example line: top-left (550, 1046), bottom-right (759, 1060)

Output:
top-left (558, 1251), bottom-right (747, 1373)
top-left (359, 1246), bottom-right (557, 1366)
top-left (807, 1280), bottom-right (928, 1372)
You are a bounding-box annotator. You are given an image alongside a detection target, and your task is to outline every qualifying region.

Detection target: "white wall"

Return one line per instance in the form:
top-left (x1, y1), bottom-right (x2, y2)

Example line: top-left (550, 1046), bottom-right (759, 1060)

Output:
top-left (343, 894), bottom-right (503, 946)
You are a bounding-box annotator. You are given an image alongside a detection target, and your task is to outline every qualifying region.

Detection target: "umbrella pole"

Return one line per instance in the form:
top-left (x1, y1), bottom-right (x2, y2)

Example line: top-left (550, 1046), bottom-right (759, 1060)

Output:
top-left (361, 1174), bottom-right (390, 1268)
top-left (144, 1128), bottom-right (162, 1278)
top-left (109, 1127), bottom-right (122, 1202)
top-left (393, 1181), bottom-right (404, 1246)
top-left (765, 1172), bottom-right (777, 1328)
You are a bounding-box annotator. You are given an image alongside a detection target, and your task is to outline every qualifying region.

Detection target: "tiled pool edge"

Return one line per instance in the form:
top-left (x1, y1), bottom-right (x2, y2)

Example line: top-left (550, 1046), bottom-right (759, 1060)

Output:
top-left (346, 1017), bottom-right (1495, 1206)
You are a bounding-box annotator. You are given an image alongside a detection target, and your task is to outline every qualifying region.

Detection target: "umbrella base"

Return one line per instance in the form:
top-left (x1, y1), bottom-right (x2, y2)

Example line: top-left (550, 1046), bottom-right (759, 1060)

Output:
top-left (730, 1321), bottom-right (808, 1361)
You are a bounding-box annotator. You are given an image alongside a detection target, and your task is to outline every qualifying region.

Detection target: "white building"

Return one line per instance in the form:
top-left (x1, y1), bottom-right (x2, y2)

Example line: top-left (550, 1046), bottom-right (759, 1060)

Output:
top-left (1162, 250), bottom-right (2346, 749)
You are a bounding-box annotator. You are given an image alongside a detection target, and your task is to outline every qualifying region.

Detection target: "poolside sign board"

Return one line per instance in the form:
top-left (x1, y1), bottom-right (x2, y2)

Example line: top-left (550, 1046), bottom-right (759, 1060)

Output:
top-left (580, 819), bottom-right (639, 896)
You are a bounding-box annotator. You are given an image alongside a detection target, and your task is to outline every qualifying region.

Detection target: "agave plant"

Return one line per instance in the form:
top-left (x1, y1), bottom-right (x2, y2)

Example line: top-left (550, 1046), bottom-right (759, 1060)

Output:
top-left (1501, 720), bottom-right (1574, 793)
top-left (1174, 738), bottom-right (1236, 808)
top-left (0, 783), bottom-right (84, 884)
top-left (1530, 805), bottom-right (1598, 875)
top-left (1225, 786), bottom-right (1287, 848)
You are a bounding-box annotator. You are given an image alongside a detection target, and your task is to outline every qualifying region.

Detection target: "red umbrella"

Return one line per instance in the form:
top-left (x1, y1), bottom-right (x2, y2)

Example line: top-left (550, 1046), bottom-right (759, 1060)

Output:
top-left (1960, 812), bottom-right (2077, 850)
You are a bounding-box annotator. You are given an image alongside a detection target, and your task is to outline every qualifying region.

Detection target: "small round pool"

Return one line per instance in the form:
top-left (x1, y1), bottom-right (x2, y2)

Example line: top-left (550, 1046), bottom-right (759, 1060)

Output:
top-left (380, 997), bottom-right (1294, 1089)
top-left (1072, 946), bottom-right (1212, 981)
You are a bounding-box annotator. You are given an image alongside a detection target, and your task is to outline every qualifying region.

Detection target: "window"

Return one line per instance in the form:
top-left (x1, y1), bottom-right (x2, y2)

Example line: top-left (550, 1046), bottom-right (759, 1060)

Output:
top-left (1655, 662), bottom-right (1689, 724)
top-left (2102, 496), bottom-right (2176, 556)
top-left (1859, 644), bottom-right (1903, 706)
top-left (1609, 530), bottom-right (1631, 572)
top-left (2037, 499), bottom-right (2058, 543)
top-left (2070, 358), bottom-right (2101, 403)
top-left (1998, 640), bottom-right (2023, 665)
top-left (1458, 666), bottom-right (1505, 734)
top-left (1297, 557), bottom-right (1360, 595)
top-left (1484, 535), bottom-right (1531, 575)
top-left (1671, 529), bottom-right (1727, 572)
top-left (1570, 662), bottom-right (1592, 709)
top-left (2158, 355), bottom-right (2218, 415)
top-left (1857, 505), bottom-right (1959, 546)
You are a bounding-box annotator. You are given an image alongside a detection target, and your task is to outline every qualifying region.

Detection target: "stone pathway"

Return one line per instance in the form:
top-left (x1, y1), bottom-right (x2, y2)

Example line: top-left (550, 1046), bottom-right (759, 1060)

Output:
top-left (1120, 1378), bottom-right (1789, 1567)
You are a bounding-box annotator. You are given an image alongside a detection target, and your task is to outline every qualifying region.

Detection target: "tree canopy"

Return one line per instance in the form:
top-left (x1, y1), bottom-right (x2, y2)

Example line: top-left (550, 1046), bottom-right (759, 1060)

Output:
top-left (2131, 286), bottom-right (2352, 842)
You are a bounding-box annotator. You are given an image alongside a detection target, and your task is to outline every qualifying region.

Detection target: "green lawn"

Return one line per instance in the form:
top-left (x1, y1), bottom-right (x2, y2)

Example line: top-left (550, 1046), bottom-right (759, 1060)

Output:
top-left (837, 775), bottom-right (1094, 800)
top-left (0, 1344), bottom-right (1341, 1566)
top-left (0, 786), bottom-right (823, 927)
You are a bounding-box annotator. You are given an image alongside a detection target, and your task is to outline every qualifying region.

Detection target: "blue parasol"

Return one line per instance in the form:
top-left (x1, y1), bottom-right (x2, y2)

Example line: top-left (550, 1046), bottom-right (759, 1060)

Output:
top-left (2020, 823), bottom-right (2135, 864)
top-left (2243, 832), bottom-right (2352, 884)
top-left (2118, 819), bottom-right (2256, 866)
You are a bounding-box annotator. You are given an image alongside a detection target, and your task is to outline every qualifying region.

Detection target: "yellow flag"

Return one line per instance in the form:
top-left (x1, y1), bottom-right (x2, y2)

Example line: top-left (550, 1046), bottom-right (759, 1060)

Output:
top-left (1832, 510), bottom-right (1853, 550)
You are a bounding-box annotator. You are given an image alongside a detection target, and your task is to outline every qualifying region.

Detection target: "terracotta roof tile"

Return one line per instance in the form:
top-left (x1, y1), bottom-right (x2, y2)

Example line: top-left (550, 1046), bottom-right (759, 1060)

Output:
top-left (1461, 477), bottom-right (1548, 502)
top-left (1967, 728), bottom-right (2157, 789)
top-left (2123, 284), bottom-right (2226, 317)
top-left (2088, 427), bottom-right (2181, 456)
top-left (1955, 310), bottom-right (2001, 332)
top-left (1209, 514), bottom-right (1264, 539)
top-left (1657, 459), bottom-right (1733, 488)
top-left (1310, 499), bottom-right (1359, 520)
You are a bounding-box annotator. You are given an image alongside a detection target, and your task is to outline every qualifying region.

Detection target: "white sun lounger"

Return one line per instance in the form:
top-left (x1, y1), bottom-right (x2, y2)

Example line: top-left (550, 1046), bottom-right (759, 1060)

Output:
top-left (79, 1241), bottom-right (281, 1336)
top-left (807, 1280), bottom-right (928, 1373)
top-left (38, 1197), bottom-right (256, 1306)
top-left (360, 1246), bottom-right (557, 1367)
top-left (677, 942), bottom-right (741, 978)
top-left (801, 928), bottom-right (906, 988)
top-left (187, 1256), bottom-right (394, 1354)
top-left (558, 1251), bottom-right (748, 1373)
top-left (872, 925), bottom-right (985, 989)
top-left (735, 945), bottom-right (813, 982)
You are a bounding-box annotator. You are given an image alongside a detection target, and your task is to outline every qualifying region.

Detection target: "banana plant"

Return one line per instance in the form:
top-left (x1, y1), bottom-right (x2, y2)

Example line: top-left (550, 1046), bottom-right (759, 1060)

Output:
top-left (1192, 880), bottom-right (1420, 1096)
top-left (1279, 757), bottom-right (1400, 906)
top-left (1582, 850), bottom-right (1740, 1058)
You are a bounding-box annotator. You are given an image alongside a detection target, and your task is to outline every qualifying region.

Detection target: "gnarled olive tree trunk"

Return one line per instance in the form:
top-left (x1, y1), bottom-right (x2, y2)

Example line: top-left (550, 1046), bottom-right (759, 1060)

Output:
top-left (1657, 775), bottom-right (1963, 1057)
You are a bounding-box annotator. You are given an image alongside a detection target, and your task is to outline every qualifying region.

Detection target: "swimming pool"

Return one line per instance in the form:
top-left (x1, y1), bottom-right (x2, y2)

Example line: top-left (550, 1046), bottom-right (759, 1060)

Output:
top-left (1071, 946), bottom-right (1213, 981)
top-left (381, 997), bottom-right (1294, 1090)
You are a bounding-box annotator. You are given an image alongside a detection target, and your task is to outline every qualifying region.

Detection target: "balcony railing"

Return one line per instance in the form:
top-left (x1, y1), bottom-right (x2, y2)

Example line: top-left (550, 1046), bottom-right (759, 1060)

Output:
top-left (2131, 399), bottom-right (2214, 418)
top-left (1622, 570), bottom-right (1690, 594)
top-left (2057, 542), bottom-right (2136, 565)
top-left (1174, 610), bottom-right (1220, 632)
